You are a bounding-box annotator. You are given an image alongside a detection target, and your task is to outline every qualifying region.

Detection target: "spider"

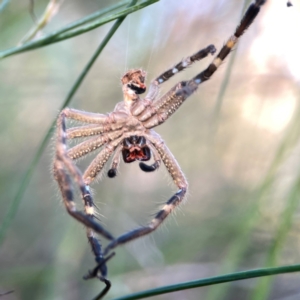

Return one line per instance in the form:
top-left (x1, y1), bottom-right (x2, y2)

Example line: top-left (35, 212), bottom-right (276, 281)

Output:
top-left (53, 0), bottom-right (266, 298)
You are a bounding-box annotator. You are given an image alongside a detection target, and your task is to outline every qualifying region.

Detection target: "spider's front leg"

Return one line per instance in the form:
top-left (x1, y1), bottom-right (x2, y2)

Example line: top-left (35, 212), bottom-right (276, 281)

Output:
top-left (104, 131), bottom-right (187, 255)
top-left (136, 0), bottom-right (266, 129)
top-left (131, 44), bottom-right (216, 117)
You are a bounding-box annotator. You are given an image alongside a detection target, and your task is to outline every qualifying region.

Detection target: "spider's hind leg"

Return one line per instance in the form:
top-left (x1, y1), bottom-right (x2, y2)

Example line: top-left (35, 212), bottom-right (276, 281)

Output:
top-left (54, 163), bottom-right (114, 298)
top-left (84, 234), bottom-right (116, 280)
top-left (54, 112), bottom-right (114, 240)
top-left (104, 132), bottom-right (187, 255)
top-left (54, 112), bottom-right (117, 298)
top-left (84, 231), bottom-right (115, 300)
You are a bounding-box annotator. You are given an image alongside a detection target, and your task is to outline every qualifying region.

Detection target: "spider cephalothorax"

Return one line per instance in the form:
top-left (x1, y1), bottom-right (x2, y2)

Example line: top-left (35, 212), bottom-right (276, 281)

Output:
top-left (53, 1), bottom-right (266, 298)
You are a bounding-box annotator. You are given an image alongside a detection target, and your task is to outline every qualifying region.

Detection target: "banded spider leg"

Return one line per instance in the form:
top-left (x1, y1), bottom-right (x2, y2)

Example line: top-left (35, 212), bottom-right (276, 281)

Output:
top-left (53, 108), bottom-right (127, 295)
top-left (104, 130), bottom-right (188, 255)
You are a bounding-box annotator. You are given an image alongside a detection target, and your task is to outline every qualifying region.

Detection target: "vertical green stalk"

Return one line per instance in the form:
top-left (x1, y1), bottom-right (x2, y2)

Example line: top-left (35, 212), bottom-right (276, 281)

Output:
top-left (0, 0), bottom-right (137, 247)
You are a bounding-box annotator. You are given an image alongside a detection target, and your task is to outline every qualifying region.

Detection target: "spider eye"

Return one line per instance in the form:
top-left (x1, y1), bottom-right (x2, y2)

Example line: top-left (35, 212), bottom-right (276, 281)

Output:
top-left (127, 83), bottom-right (146, 94)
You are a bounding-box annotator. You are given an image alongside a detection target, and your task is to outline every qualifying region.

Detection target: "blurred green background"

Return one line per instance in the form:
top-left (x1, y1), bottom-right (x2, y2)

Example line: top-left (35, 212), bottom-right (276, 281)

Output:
top-left (1, 0), bottom-right (300, 299)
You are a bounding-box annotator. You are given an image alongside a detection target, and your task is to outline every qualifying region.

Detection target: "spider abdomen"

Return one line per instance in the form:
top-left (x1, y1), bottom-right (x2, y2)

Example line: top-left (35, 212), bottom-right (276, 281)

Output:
top-left (122, 135), bottom-right (151, 163)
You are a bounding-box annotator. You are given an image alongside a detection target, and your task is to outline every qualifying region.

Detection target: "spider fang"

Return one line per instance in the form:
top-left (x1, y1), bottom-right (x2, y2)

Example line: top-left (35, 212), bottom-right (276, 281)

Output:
top-left (122, 135), bottom-right (151, 163)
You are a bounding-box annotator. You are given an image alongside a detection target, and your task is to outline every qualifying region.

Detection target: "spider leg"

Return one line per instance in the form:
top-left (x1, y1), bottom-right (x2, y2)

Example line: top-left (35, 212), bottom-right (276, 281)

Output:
top-left (62, 108), bottom-right (109, 123)
top-left (67, 130), bottom-right (123, 160)
top-left (107, 144), bottom-right (123, 178)
top-left (66, 123), bottom-right (123, 139)
top-left (104, 131), bottom-right (187, 255)
top-left (83, 228), bottom-right (115, 299)
top-left (66, 124), bottom-right (104, 139)
top-left (54, 160), bottom-right (114, 291)
top-left (62, 107), bottom-right (127, 133)
top-left (83, 229), bottom-right (116, 300)
top-left (192, 0), bottom-right (266, 84)
top-left (137, 0), bottom-right (266, 128)
top-left (154, 45), bottom-right (216, 86)
top-left (54, 112), bottom-right (114, 240)
top-left (82, 137), bottom-right (124, 185)
top-left (54, 112), bottom-right (119, 297)
top-left (132, 45), bottom-right (216, 116)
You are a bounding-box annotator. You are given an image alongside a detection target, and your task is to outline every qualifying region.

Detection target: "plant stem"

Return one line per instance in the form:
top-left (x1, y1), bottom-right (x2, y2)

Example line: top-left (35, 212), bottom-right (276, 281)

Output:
top-left (112, 264), bottom-right (300, 300)
top-left (0, 0), bottom-right (158, 59)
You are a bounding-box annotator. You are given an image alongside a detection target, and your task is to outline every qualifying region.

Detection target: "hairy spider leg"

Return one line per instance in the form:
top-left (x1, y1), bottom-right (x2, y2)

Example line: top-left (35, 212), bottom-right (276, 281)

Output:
top-left (63, 107), bottom-right (128, 137)
top-left (104, 131), bottom-right (187, 255)
top-left (67, 130), bottom-right (123, 160)
top-left (66, 123), bottom-right (123, 139)
top-left (62, 107), bottom-right (128, 161)
top-left (54, 159), bottom-right (113, 299)
top-left (54, 112), bottom-right (114, 240)
top-left (135, 0), bottom-right (266, 129)
top-left (63, 108), bottom-right (110, 123)
top-left (82, 137), bottom-right (124, 185)
top-left (107, 144), bottom-right (123, 178)
top-left (193, 0), bottom-right (266, 84)
top-left (54, 111), bottom-right (120, 291)
top-left (83, 231), bottom-right (116, 300)
top-left (132, 45), bottom-right (217, 116)
top-left (154, 44), bottom-right (217, 85)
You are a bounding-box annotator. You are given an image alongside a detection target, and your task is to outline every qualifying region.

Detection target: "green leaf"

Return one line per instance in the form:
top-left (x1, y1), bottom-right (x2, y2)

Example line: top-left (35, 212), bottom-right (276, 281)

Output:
top-left (112, 264), bottom-right (300, 300)
top-left (0, 0), bottom-right (158, 59)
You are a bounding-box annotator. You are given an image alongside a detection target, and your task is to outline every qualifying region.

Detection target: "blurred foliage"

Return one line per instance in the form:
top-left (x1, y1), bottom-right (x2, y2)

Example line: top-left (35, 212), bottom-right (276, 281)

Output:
top-left (1, 1), bottom-right (300, 300)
